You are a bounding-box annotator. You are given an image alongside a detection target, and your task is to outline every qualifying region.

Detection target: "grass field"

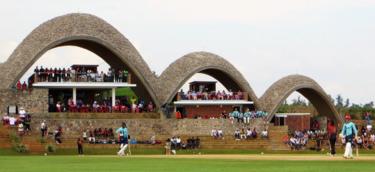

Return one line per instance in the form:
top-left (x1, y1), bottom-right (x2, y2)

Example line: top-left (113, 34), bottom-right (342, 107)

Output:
top-left (0, 155), bottom-right (374, 172)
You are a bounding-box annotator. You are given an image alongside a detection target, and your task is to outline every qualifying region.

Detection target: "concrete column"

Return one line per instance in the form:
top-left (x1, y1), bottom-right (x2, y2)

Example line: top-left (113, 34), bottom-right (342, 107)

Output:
top-left (72, 87), bottom-right (77, 104)
top-left (112, 88), bottom-right (116, 107)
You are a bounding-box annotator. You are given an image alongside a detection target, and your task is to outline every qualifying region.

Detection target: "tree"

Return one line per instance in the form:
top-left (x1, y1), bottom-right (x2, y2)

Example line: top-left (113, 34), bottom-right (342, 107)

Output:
top-left (344, 98), bottom-right (350, 108)
top-left (335, 95), bottom-right (344, 108)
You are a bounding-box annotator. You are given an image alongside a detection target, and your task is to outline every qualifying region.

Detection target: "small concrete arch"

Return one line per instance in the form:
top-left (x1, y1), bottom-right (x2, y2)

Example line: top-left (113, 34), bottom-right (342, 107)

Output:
top-left (0, 13), bottom-right (159, 106)
top-left (259, 75), bottom-right (343, 124)
top-left (158, 52), bottom-right (260, 108)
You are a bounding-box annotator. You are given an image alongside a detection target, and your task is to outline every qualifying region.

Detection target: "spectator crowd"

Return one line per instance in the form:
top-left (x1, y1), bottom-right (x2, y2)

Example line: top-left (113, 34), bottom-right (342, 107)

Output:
top-left (2, 107), bottom-right (32, 136)
top-left (178, 89), bottom-right (245, 100)
top-left (33, 66), bottom-right (129, 83)
top-left (53, 97), bottom-right (154, 113)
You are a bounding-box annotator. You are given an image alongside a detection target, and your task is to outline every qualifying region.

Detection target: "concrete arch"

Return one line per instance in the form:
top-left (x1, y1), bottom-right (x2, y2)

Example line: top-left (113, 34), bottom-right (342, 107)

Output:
top-left (259, 75), bottom-right (343, 124)
top-left (158, 52), bottom-right (260, 108)
top-left (0, 13), bottom-right (160, 106)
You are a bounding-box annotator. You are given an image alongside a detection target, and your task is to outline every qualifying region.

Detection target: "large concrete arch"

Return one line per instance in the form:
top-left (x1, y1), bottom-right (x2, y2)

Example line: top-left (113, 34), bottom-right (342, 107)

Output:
top-left (158, 52), bottom-right (260, 108)
top-left (0, 12), bottom-right (342, 122)
top-left (259, 75), bottom-right (343, 124)
top-left (0, 13), bottom-right (160, 106)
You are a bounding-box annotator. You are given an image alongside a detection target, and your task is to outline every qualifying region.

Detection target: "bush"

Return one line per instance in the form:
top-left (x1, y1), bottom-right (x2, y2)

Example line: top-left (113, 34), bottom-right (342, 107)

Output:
top-left (9, 132), bottom-right (21, 144)
top-left (39, 137), bottom-right (47, 144)
top-left (12, 143), bottom-right (29, 153)
top-left (45, 144), bottom-right (56, 153)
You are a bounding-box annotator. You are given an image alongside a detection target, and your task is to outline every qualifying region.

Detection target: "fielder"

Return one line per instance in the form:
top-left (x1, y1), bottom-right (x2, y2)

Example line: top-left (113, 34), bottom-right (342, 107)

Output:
top-left (116, 122), bottom-right (129, 156)
top-left (341, 114), bottom-right (358, 159)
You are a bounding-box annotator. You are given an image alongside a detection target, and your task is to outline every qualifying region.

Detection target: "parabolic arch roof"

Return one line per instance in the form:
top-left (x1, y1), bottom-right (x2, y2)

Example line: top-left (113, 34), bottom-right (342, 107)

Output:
top-left (0, 13), bottom-right (342, 124)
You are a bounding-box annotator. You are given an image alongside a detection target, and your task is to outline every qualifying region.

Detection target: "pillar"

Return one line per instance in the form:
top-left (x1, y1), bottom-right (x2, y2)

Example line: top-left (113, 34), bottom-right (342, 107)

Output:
top-left (73, 88), bottom-right (77, 104)
top-left (127, 73), bottom-right (131, 84)
top-left (112, 88), bottom-right (116, 107)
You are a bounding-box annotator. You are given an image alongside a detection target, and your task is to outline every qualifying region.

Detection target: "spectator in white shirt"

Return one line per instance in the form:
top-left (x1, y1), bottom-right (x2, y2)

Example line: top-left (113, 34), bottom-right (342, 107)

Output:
top-left (246, 128), bottom-right (252, 139)
top-left (261, 129), bottom-right (268, 138)
top-left (18, 123), bottom-right (24, 136)
top-left (9, 117), bottom-right (16, 126)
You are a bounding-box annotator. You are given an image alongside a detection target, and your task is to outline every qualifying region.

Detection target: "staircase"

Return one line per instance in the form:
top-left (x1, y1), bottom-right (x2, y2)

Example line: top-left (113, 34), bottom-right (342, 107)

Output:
top-left (0, 124), bottom-right (291, 153)
top-left (267, 125), bottom-right (290, 150)
top-left (0, 125), bottom-right (11, 149)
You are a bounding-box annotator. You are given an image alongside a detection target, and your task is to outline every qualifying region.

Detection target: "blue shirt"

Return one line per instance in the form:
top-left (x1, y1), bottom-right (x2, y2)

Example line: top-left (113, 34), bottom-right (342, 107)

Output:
top-left (238, 112), bottom-right (243, 118)
top-left (341, 122), bottom-right (358, 137)
top-left (116, 127), bottom-right (128, 139)
top-left (243, 112), bottom-right (251, 118)
top-left (231, 111), bottom-right (240, 118)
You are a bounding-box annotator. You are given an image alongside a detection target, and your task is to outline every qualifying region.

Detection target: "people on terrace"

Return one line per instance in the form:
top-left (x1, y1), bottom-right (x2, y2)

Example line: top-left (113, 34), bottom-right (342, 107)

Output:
top-left (52, 97), bottom-right (154, 113)
top-left (178, 89), bottom-right (245, 101)
top-left (32, 66), bottom-right (130, 83)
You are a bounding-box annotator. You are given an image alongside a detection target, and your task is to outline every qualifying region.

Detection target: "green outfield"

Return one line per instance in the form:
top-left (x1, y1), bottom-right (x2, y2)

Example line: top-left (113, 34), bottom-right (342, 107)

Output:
top-left (0, 155), bottom-right (374, 172)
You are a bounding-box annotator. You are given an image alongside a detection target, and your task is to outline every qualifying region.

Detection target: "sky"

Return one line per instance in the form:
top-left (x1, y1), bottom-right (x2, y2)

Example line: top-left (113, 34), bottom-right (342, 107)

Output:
top-left (0, 0), bottom-right (375, 105)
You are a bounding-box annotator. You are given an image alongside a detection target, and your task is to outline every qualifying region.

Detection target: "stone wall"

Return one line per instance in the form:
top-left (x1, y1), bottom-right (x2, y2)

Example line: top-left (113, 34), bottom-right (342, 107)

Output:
top-left (0, 89), bottom-right (48, 114)
top-left (30, 117), bottom-right (267, 139)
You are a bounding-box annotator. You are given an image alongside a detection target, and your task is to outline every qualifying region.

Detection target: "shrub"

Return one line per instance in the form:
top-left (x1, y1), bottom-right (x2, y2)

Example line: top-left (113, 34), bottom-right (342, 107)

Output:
top-left (9, 132), bottom-right (21, 144)
top-left (39, 137), bottom-right (47, 144)
top-left (12, 143), bottom-right (29, 153)
top-left (45, 144), bottom-right (56, 153)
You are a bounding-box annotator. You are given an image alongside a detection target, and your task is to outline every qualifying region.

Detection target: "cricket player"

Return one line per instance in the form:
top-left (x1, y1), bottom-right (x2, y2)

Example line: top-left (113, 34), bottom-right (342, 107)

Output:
top-left (243, 108), bottom-right (251, 124)
top-left (341, 114), bottom-right (358, 159)
top-left (116, 122), bottom-right (129, 156)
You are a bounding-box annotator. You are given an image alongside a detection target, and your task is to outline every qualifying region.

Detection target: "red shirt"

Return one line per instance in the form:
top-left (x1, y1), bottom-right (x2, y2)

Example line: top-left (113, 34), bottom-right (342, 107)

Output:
top-left (327, 125), bottom-right (337, 135)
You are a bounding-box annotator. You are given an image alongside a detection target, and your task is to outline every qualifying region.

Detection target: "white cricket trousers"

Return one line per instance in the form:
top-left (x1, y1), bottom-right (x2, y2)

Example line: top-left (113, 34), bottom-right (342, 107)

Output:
top-left (243, 117), bottom-right (250, 124)
top-left (344, 142), bottom-right (353, 158)
top-left (118, 144), bottom-right (128, 156)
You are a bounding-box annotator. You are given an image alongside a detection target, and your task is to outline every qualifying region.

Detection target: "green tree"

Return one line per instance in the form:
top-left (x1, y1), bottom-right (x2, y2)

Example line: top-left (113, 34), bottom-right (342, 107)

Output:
top-left (344, 98), bottom-right (350, 108)
top-left (335, 95), bottom-right (344, 108)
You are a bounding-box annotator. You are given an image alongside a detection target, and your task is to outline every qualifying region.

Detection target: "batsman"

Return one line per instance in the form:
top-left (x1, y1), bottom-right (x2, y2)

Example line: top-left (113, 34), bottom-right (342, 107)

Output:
top-left (116, 122), bottom-right (129, 156)
top-left (341, 114), bottom-right (358, 159)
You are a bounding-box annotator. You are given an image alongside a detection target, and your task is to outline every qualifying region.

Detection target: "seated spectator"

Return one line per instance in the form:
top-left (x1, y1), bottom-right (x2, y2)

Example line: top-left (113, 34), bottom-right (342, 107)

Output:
top-left (2, 113), bottom-right (10, 126)
top-left (176, 136), bottom-right (181, 149)
top-left (82, 130), bottom-right (88, 141)
top-left (370, 133), bottom-right (375, 143)
top-left (9, 116), bottom-right (16, 127)
top-left (252, 127), bottom-right (257, 138)
top-left (261, 129), bottom-right (268, 138)
top-left (289, 136), bottom-right (300, 150)
top-left (246, 128), bottom-right (252, 139)
top-left (18, 122), bottom-right (24, 136)
top-left (234, 129), bottom-right (241, 140)
top-left (282, 135), bottom-right (289, 144)
top-left (357, 136), bottom-right (363, 148)
top-left (150, 135), bottom-right (156, 145)
top-left (217, 129), bottom-right (224, 139)
top-left (211, 129), bottom-right (218, 139)
top-left (88, 130), bottom-right (95, 144)
top-left (147, 102), bottom-right (154, 112)
top-left (92, 101), bottom-right (99, 112)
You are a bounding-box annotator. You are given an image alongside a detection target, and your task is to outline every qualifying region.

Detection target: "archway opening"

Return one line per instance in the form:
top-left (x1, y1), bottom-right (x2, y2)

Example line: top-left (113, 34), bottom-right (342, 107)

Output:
top-left (271, 89), bottom-right (339, 150)
top-left (167, 71), bottom-right (256, 119)
top-left (16, 41), bottom-right (157, 114)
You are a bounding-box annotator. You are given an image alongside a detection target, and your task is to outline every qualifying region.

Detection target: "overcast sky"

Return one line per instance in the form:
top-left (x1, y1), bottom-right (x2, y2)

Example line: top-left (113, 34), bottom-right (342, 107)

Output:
top-left (0, 0), bottom-right (374, 104)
